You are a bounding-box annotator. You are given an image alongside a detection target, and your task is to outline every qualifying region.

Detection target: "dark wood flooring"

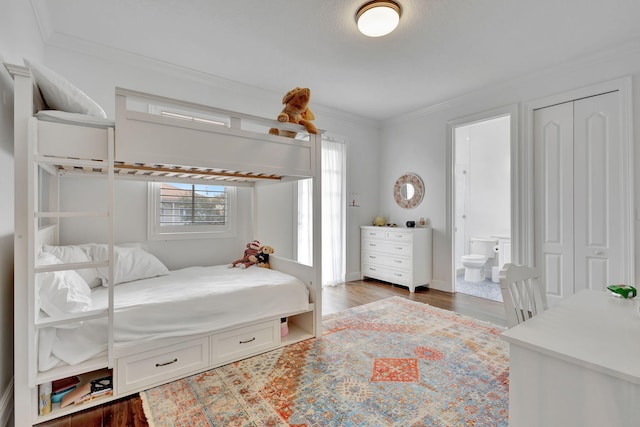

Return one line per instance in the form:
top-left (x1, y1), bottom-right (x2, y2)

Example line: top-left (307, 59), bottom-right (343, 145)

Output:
top-left (37, 279), bottom-right (505, 426)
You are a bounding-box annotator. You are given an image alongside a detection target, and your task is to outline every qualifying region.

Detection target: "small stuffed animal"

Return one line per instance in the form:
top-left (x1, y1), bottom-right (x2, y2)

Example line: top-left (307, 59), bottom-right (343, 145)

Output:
top-left (269, 87), bottom-right (318, 137)
top-left (230, 240), bottom-right (261, 269)
top-left (250, 245), bottom-right (275, 269)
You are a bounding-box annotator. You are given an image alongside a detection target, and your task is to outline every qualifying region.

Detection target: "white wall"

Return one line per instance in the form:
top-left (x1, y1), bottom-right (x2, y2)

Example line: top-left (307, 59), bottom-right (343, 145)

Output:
top-left (381, 46), bottom-right (640, 292)
top-left (464, 117), bottom-right (511, 240)
top-left (0, 1), bottom-right (45, 424)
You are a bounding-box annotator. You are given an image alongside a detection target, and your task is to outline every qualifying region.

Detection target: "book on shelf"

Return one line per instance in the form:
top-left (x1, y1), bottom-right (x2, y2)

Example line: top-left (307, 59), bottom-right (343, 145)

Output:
top-left (59, 375), bottom-right (113, 408)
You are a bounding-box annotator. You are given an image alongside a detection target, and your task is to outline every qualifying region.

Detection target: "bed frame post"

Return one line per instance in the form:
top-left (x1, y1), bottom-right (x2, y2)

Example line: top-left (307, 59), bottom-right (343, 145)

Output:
top-left (7, 63), bottom-right (36, 427)
top-left (311, 133), bottom-right (323, 337)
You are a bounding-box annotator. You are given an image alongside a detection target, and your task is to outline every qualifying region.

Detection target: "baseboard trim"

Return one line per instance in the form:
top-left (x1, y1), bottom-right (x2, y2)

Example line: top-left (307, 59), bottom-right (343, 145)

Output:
top-left (429, 279), bottom-right (452, 293)
top-left (345, 272), bottom-right (361, 282)
top-left (0, 377), bottom-right (14, 427)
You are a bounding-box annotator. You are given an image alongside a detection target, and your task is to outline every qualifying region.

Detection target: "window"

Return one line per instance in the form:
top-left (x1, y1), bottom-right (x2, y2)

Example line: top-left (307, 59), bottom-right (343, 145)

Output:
top-left (148, 182), bottom-right (236, 240)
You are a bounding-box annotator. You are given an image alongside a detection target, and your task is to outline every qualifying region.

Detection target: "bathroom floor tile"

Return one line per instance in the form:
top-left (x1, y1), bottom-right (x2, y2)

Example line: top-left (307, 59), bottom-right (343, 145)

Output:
top-left (456, 274), bottom-right (503, 302)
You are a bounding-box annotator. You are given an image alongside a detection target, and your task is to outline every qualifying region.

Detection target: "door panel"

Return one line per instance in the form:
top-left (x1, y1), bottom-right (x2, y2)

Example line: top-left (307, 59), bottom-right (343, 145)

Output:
top-left (534, 102), bottom-right (574, 303)
top-left (573, 92), bottom-right (623, 292)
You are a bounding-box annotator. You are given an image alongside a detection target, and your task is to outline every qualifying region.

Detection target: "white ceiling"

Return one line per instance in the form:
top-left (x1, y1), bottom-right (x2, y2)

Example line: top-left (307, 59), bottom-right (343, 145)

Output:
top-left (32, 0), bottom-right (640, 120)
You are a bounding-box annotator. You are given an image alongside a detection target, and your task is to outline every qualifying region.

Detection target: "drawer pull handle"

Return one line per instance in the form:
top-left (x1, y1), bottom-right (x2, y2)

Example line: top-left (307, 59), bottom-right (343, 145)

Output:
top-left (395, 247), bottom-right (403, 250)
top-left (369, 243), bottom-right (377, 247)
top-left (240, 337), bottom-right (256, 344)
top-left (156, 358), bottom-right (178, 367)
top-left (394, 260), bottom-right (402, 263)
top-left (369, 255), bottom-right (376, 259)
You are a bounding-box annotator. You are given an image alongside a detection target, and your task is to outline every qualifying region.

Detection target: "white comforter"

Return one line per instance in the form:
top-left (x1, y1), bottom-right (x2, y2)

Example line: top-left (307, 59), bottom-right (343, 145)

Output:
top-left (39, 265), bottom-right (309, 371)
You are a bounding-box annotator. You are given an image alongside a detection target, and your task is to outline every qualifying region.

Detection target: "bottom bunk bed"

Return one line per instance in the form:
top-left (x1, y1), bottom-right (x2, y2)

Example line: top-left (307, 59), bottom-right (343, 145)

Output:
top-left (33, 227), bottom-right (317, 423)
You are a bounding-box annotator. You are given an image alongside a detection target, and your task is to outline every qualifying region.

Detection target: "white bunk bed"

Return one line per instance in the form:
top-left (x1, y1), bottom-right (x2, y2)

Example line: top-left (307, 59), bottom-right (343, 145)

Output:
top-left (7, 63), bottom-right (323, 426)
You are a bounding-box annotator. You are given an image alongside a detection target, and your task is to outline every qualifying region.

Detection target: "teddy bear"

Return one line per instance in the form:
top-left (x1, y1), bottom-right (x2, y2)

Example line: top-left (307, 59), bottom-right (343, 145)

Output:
top-left (229, 240), bottom-right (261, 269)
top-left (269, 87), bottom-right (318, 137)
top-left (249, 245), bottom-right (275, 269)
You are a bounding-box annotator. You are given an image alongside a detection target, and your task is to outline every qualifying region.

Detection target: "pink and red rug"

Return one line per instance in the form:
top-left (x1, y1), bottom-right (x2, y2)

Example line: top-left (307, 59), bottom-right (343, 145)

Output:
top-left (141, 296), bottom-right (509, 426)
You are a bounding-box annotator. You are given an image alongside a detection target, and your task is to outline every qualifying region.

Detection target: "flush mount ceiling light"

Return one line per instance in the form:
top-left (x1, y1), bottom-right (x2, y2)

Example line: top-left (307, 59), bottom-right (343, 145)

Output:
top-left (356, 0), bottom-right (401, 37)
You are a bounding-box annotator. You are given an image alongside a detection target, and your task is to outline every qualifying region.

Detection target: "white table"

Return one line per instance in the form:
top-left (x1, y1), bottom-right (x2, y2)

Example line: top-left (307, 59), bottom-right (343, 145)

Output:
top-left (501, 290), bottom-right (640, 427)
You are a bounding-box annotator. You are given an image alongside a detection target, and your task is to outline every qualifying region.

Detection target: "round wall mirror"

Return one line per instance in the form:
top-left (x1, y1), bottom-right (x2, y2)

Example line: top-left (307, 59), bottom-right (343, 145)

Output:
top-left (394, 173), bottom-right (424, 209)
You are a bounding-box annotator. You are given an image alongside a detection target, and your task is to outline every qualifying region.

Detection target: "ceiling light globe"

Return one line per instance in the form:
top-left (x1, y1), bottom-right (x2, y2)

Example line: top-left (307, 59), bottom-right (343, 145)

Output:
top-left (356, 1), bottom-right (401, 37)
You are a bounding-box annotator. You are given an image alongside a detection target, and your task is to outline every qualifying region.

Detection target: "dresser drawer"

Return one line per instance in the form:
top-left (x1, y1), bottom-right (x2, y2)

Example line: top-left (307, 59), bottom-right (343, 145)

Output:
top-left (363, 239), bottom-right (411, 257)
top-left (116, 337), bottom-right (209, 393)
top-left (212, 321), bottom-right (278, 365)
top-left (363, 252), bottom-right (412, 270)
top-left (386, 231), bottom-right (413, 242)
top-left (384, 268), bottom-right (412, 286)
top-left (362, 229), bottom-right (386, 239)
top-left (362, 264), bottom-right (412, 286)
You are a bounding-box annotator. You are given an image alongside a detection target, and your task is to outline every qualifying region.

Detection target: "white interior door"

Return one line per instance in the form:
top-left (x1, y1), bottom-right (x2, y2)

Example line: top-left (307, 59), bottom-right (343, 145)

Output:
top-left (534, 91), bottom-right (625, 304)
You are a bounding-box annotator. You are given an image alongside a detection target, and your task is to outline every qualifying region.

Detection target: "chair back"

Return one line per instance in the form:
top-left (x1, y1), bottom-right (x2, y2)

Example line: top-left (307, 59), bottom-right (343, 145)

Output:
top-left (499, 263), bottom-right (548, 328)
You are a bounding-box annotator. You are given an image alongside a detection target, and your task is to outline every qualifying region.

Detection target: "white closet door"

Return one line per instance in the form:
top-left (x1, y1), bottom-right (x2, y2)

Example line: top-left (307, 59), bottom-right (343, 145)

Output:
top-left (573, 92), bottom-right (624, 292)
top-left (534, 91), bottom-right (625, 303)
top-left (534, 102), bottom-right (574, 303)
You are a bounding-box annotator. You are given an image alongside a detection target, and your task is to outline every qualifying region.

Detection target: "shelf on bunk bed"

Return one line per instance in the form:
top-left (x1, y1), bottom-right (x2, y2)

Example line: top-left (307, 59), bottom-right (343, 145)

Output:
top-left (35, 368), bottom-right (114, 424)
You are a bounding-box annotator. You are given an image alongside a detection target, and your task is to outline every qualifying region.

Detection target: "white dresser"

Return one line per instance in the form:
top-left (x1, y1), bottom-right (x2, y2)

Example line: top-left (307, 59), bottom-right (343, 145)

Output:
top-left (361, 226), bottom-right (432, 292)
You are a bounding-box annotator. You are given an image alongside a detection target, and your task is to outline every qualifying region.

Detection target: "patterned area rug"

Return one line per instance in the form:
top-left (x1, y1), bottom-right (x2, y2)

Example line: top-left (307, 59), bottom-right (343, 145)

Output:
top-left (141, 297), bottom-right (509, 426)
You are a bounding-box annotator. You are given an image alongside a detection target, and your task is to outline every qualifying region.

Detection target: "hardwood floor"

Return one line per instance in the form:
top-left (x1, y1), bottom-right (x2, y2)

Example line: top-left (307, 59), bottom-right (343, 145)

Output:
top-left (323, 279), bottom-right (506, 326)
top-left (36, 279), bottom-right (506, 426)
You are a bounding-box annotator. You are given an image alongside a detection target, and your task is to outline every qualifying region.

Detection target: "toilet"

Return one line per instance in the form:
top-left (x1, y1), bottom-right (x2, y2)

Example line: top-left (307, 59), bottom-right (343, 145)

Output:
top-left (461, 237), bottom-right (498, 282)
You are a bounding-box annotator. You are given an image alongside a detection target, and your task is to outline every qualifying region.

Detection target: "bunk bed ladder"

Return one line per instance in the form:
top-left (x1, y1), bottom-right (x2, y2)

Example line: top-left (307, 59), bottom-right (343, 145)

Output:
top-left (24, 124), bottom-right (116, 420)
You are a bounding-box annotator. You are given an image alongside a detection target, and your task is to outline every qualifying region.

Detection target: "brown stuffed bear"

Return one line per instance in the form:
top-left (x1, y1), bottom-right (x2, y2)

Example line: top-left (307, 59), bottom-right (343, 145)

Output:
top-left (269, 87), bottom-right (318, 137)
top-left (250, 245), bottom-right (275, 269)
top-left (229, 240), bottom-right (261, 269)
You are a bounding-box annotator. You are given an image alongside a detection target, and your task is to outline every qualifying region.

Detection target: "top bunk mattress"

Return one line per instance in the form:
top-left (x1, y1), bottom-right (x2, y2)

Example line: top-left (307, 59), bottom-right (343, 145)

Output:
top-left (39, 265), bottom-right (310, 371)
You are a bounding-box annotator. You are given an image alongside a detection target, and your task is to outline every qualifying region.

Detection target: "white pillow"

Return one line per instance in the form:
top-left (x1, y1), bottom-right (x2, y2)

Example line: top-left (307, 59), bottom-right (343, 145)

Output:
top-left (94, 245), bottom-right (169, 286)
top-left (36, 252), bottom-right (92, 319)
top-left (43, 244), bottom-right (102, 288)
top-left (24, 58), bottom-right (107, 118)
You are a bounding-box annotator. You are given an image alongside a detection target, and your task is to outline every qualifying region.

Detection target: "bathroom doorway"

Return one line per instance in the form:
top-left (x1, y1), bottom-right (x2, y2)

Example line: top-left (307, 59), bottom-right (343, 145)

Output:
top-left (450, 112), bottom-right (512, 301)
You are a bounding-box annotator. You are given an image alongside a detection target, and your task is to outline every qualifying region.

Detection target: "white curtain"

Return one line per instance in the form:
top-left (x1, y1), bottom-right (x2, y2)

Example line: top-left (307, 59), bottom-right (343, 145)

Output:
top-left (320, 137), bottom-right (346, 287)
top-left (296, 136), bottom-right (346, 286)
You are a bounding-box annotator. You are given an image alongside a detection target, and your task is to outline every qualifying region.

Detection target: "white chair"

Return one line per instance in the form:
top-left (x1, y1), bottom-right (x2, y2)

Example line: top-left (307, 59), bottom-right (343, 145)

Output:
top-left (499, 263), bottom-right (548, 328)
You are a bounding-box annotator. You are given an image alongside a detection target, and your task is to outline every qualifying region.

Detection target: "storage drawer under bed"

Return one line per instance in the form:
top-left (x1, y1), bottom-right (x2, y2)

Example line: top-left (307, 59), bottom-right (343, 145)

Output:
top-left (116, 337), bottom-right (209, 394)
top-left (211, 320), bottom-right (279, 365)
